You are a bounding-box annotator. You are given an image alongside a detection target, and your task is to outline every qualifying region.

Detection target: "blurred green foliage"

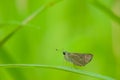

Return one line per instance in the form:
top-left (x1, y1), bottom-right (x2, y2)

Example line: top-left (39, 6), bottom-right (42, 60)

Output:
top-left (0, 0), bottom-right (119, 80)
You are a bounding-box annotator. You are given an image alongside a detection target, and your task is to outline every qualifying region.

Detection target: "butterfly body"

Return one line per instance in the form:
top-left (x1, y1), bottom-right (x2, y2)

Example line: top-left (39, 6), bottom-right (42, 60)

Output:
top-left (63, 51), bottom-right (93, 66)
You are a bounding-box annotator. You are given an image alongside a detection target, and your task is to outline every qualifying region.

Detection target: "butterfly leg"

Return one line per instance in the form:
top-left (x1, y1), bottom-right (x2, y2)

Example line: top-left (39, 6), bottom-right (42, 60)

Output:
top-left (72, 64), bottom-right (79, 69)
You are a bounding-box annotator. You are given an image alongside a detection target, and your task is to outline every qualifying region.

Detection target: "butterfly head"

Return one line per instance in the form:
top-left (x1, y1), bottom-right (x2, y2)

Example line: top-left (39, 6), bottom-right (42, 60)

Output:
top-left (63, 51), bottom-right (68, 55)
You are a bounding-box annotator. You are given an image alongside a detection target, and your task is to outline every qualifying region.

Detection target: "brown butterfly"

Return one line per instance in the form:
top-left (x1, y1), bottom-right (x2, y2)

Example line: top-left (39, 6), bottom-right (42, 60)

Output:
top-left (63, 51), bottom-right (93, 66)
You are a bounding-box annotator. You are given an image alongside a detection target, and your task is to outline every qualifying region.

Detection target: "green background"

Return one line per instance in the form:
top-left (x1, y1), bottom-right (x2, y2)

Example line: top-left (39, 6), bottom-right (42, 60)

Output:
top-left (0, 0), bottom-right (119, 80)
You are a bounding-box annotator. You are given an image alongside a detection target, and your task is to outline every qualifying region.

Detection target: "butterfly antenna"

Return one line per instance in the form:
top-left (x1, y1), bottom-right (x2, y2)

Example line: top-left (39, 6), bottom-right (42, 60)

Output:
top-left (55, 48), bottom-right (67, 54)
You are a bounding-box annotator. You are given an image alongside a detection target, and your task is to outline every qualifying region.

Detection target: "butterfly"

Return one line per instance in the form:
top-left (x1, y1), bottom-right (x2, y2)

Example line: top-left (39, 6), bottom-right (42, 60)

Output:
top-left (63, 51), bottom-right (93, 66)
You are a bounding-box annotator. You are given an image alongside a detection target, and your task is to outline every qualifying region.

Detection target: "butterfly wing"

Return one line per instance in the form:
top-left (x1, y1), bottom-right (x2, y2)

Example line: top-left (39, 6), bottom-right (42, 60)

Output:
top-left (69, 53), bottom-right (93, 66)
top-left (84, 54), bottom-right (93, 64)
top-left (68, 53), bottom-right (85, 66)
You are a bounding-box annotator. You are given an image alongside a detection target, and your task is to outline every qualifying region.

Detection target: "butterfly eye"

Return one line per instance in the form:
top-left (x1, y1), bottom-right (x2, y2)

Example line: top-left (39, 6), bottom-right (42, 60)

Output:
top-left (63, 51), bottom-right (66, 55)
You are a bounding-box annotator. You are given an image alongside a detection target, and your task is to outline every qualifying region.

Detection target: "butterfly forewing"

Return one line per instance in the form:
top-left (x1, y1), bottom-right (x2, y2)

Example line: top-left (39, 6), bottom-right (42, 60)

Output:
top-left (68, 53), bottom-right (93, 66)
top-left (84, 54), bottom-right (93, 64)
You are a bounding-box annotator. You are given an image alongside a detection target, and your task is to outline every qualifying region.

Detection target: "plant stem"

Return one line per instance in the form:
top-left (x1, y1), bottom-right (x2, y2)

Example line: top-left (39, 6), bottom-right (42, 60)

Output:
top-left (0, 0), bottom-right (62, 46)
top-left (90, 0), bottom-right (120, 24)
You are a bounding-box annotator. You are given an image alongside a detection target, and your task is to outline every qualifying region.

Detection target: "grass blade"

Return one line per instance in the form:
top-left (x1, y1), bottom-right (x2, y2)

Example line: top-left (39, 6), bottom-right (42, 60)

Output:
top-left (0, 64), bottom-right (115, 80)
